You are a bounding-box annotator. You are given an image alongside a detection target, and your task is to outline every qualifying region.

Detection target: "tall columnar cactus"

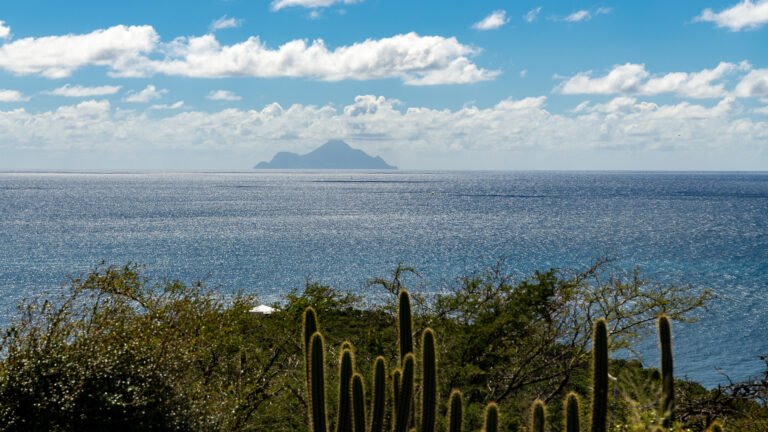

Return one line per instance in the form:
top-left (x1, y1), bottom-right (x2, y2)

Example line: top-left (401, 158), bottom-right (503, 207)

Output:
top-left (564, 392), bottom-right (580, 432)
top-left (398, 289), bottom-right (414, 361)
top-left (591, 319), bottom-right (609, 432)
top-left (351, 373), bottom-right (366, 432)
top-left (309, 332), bottom-right (328, 432)
top-left (530, 399), bottom-right (546, 432)
top-left (369, 357), bottom-right (386, 432)
top-left (393, 353), bottom-right (415, 432)
top-left (482, 402), bottom-right (499, 432)
top-left (304, 308), bottom-right (319, 390)
top-left (336, 346), bottom-right (354, 432)
top-left (448, 390), bottom-right (463, 432)
top-left (420, 329), bottom-right (437, 432)
top-left (658, 315), bottom-right (675, 428)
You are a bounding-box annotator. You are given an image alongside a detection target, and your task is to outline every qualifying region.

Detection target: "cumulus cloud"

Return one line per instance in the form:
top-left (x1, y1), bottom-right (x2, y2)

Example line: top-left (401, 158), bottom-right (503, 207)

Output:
top-left (207, 90), bottom-right (242, 101)
top-left (145, 32), bottom-right (497, 85)
top-left (271, 0), bottom-right (359, 11)
top-left (124, 85), bottom-right (166, 103)
top-left (47, 84), bottom-right (122, 97)
top-left (734, 69), bottom-right (768, 97)
top-left (0, 21), bottom-right (10, 39)
top-left (0, 95), bottom-right (764, 159)
top-left (210, 16), bottom-right (242, 32)
top-left (0, 25), bottom-right (158, 78)
top-left (524, 7), bottom-right (542, 23)
top-left (695, 0), bottom-right (768, 31)
top-left (0, 89), bottom-right (26, 102)
top-left (472, 10), bottom-right (509, 30)
top-left (150, 101), bottom-right (184, 110)
top-left (565, 10), bottom-right (591, 22)
top-left (557, 62), bottom-right (751, 98)
top-left (0, 25), bottom-right (494, 85)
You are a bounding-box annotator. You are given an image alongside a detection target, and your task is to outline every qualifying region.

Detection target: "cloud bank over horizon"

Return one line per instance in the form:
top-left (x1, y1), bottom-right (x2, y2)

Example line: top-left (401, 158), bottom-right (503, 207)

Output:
top-left (0, 0), bottom-right (765, 170)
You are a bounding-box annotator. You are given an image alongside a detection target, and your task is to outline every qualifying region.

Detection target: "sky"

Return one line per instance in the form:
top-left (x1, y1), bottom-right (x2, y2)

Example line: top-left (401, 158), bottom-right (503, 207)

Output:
top-left (0, 0), bottom-right (767, 171)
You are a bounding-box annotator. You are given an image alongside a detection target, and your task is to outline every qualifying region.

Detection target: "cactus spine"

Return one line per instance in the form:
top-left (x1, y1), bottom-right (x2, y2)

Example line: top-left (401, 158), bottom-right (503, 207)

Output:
top-left (309, 332), bottom-right (328, 432)
top-left (565, 392), bottom-right (580, 432)
top-left (370, 357), bottom-right (386, 432)
top-left (482, 402), bottom-right (499, 432)
top-left (591, 319), bottom-right (609, 432)
top-left (658, 315), bottom-right (675, 428)
top-left (420, 329), bottom-right (437, 432)
top-left (448, 390), bottom-right (463, 432)
top-left (530, 399), bottom-right (546, 432)
top-left (394, 353), bottom-right (415, 432)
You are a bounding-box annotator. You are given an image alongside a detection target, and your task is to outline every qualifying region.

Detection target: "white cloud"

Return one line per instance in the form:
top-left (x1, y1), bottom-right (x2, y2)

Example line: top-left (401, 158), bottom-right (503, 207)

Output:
top-left (0, 89), bottom-right (26, 102)
top-left (1, 95), bottom-right (764, 161)
top-left (520, 69), bottom-right (528, 78)
top-left (0, 25), bottom-right (158, 78)
top-left (0, 21), bottom-right (11, 40)
top-left (124, 85), bottom-right (166, 103)
top-left (47, 84), bottom-right (122, 97)
top-left (473, 10), bottom-right (509, 30)
top-left (271, 0), bottom-right (359, 11)
top-left (150, 101), bottom-right (184, 110)
top-left (557, 63), bottom-right (649, 94)
top-left (565, 10), bottom-right (591, 22)
top-left (144, 32), bottom-right (497, 85)
top-left (210, 16), bottom-right (242, 32)
top-left (524, 7), bottom-right (542, 23)
top-left (207, 90), bottom-right (242, 101)
top-left (557, 62), bottom-right (750, 98)
top-left (695, 0), bottom-right (768, 31)
top-left (734, 69), bottom-right (768, 97)
top-left (0, 25), bottom-right (494, 85)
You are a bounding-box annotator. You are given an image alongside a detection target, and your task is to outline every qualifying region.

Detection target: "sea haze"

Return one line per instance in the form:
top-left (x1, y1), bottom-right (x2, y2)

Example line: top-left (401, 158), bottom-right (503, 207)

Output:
top-left (0, 171), bottom-right (766, 387)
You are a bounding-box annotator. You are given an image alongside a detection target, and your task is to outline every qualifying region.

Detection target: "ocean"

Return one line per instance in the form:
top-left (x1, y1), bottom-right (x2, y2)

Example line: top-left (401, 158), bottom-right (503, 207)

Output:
top-left (0, 171), bottom-right (766, 387)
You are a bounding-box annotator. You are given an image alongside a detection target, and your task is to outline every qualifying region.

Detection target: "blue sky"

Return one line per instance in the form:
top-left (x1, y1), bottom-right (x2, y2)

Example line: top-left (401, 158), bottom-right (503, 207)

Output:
top-left (0, 0), bottom-right (767, 170)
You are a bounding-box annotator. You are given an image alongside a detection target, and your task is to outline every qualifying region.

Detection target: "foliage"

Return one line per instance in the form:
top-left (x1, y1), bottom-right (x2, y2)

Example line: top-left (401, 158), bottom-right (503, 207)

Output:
top-left (0, 260), bottom-right (759, 431)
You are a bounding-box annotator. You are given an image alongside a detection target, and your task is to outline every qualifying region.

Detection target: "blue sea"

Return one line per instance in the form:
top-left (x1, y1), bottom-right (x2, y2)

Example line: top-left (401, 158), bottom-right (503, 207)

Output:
top-left (1, 171), bottom-right (766, 388)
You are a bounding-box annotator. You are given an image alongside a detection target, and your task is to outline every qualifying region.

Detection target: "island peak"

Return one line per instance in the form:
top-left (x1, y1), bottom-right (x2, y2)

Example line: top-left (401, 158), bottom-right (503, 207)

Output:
top-left (254, 140), bottom-right (396, 170)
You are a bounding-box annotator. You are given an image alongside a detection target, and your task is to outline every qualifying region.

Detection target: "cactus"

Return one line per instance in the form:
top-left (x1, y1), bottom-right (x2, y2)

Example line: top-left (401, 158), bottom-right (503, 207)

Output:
top-left (336, 346), bottom-right (354, 432)
top-left (706, 420), bottom-right (724, 432)
top-left (392, 368), bottom-right (402, 419)
top-left (304, 308), bottom-right (319, 390)
top-left (658, 315), bottom-right (675, 428)
top-left (420, 329), bottom-right (437, 432)
top-left (309, 332), bottom-right (328, 432)
top-left (398, 290), bottom-right (414, 361)
top-left (394, 353), bottom-right (415, 432)
top-left (370, 357), bottom-right (386, 432)
top-left (351, 373), bottom-right (366, 432)
top-left (591, 319), bottom-right (609, 432)
top-left (564, 392), bottom-right (580, 432)
top-left (530, 399), bottom-right (546, 432)
top-left (448, 390), bottom-right (463, 432)
top-left (482, 402), bottom-right (499, 432)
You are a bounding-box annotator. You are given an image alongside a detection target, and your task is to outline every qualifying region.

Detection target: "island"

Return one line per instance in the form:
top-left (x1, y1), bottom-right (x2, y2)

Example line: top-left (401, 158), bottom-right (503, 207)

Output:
top-left (254, 140), bottom-right (397, 170)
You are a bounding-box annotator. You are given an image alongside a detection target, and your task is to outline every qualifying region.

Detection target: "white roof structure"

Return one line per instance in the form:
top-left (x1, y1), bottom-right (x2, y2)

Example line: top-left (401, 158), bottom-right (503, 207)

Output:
top-left (250, 304), bottom-right (277, 315)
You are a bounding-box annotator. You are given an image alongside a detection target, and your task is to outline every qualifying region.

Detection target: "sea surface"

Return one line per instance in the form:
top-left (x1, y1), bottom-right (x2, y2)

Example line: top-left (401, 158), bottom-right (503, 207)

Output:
top-left (0, 171), bottom-right (766, 387)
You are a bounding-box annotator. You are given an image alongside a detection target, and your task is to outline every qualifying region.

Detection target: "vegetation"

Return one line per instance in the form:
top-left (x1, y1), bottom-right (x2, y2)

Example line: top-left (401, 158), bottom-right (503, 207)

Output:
top-left (0, 261), bottom-right (764, 431)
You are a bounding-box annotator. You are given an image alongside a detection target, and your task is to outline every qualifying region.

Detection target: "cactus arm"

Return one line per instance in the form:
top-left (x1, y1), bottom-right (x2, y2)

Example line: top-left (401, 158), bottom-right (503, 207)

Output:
top-left (370, 357), bottom-right (387, 432)
top-left (421, 329), bottom-right (437, 432)
top-left (658, 315), bottom-right (675, 428)
top-left (591, 319), bottom-right (609, 432)
top-left (394, 354), bottom-right (415, 432)
top-left (309, 332), bottom-right (328, 432)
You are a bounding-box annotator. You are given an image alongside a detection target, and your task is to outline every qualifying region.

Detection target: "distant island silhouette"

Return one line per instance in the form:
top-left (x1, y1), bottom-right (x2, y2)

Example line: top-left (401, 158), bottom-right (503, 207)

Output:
top-left (254, 140), bottom-right (397, 170)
